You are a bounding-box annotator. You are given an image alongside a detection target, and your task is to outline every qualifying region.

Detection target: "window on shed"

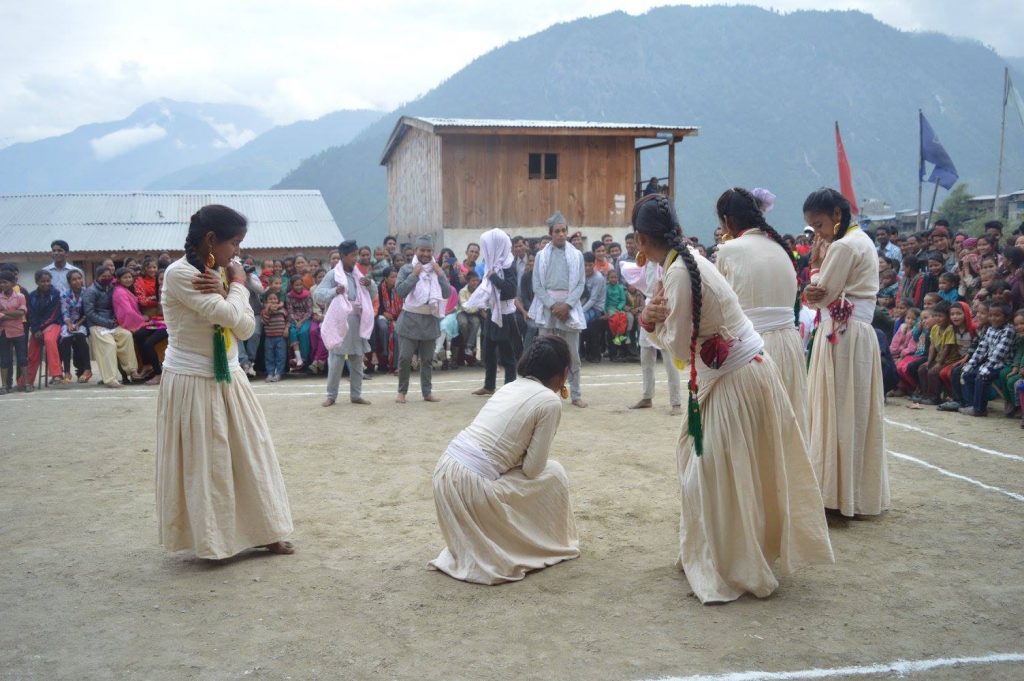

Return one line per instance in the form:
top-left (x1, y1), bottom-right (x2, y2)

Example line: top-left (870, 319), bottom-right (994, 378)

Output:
top-left (528, 153), bottom-right (558, 180)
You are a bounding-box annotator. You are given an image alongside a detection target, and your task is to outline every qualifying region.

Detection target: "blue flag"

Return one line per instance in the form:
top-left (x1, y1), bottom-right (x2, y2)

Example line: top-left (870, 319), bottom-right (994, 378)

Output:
top-left (919, 112), bottom-right (959, 190)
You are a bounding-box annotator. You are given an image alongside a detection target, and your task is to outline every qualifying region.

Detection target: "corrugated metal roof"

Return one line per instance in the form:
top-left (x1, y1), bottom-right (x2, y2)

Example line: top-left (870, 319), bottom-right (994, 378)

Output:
top-left (381, 115), bottom-right (699, 165)
top-left (417, 117), bottom-right (700, 131)
top-left (0, 191), bottom-right (343, 253)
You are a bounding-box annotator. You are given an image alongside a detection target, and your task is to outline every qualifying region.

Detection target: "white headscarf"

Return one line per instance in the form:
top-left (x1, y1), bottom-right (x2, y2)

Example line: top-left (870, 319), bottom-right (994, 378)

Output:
top-left (467, 228), bottom-right (516, 326)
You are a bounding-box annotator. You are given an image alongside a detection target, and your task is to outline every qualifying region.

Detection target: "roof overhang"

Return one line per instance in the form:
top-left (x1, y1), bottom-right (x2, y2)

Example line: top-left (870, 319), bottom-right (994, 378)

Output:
top-left (380, 116), bottom-right (699, 165)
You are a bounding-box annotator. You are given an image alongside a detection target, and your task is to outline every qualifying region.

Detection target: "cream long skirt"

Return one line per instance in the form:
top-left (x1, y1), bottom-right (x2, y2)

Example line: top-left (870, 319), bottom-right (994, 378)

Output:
top-left (807, 318), bottom-right (890, 517)
top-left (156, 367), bottom-right (293, 559)
top-left (761, 326), bottom-right (809, 441)
top-left (429, 454), bottom-right (580, 584)
top-left (678, 355), bottom-right (834, 604)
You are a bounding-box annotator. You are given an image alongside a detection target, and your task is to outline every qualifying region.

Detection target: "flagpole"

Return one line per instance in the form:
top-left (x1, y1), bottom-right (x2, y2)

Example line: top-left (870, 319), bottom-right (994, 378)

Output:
top-left (994, 67), bottom-right (1009, 220)
top-left (916, 109), bottom-right (923, 232)
top-left (926, 180), bottom-right (940, 229)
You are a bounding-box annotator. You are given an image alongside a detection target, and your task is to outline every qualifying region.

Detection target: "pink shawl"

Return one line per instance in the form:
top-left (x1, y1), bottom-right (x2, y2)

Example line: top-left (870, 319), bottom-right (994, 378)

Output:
top-left (321, 263), bottom-right (375, 351)
top-left (113, 284), bottom-right (147, 332)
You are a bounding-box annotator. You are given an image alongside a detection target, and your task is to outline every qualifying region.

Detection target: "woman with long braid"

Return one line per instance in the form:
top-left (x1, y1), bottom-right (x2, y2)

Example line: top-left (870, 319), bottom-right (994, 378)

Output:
top-left (156, 205), bottom-right (294, 560)
top-left (803, 188), bottom-right (889, 517)
top-left (429, 335), bottom-right (579, 584)
top-left (715, 187), bottom-right (809, 439)
top-left (636, 194), bottom-right (831, 603)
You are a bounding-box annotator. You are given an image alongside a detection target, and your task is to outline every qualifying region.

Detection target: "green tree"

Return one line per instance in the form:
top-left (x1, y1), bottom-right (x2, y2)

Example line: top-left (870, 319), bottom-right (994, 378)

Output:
top-left (936, 183), bottom-right (980, 231)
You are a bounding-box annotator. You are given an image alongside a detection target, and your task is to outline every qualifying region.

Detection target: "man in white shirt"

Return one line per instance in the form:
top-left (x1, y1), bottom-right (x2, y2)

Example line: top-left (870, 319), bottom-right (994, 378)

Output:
top-left (43, 240), bottom-right (84, 297)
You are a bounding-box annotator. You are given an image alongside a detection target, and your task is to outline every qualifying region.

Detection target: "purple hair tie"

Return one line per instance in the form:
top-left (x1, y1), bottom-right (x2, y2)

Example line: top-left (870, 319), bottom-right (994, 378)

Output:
top-left (752, 187), bottom-right (776, 214)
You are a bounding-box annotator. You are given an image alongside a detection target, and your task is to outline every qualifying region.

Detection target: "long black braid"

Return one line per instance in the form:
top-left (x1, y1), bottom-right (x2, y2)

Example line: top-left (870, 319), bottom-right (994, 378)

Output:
top-left (716, 187), bottom-right (797, 273)
top-left (183, 205), bottom-right (249, 273)
top-left (633, 193), bottom-right (705, 454)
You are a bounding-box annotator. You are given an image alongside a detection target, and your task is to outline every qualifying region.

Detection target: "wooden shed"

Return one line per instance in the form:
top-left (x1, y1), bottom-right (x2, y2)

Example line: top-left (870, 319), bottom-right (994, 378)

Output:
top-left (380, 116), bottom-right (698, 252)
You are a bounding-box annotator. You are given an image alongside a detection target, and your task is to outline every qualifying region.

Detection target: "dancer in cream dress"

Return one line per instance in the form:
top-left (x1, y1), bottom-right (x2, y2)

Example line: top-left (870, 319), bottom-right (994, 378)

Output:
top-left (156, 205), bottom-right (294, 560)
top-left (802, 188), bottom-right (889, 517)
top-left (430, 335), bottom-right (579, 584)
top-left (635, 194), bottom-right (832, 604)
top-left (715, 187), bottom-right (808, 437)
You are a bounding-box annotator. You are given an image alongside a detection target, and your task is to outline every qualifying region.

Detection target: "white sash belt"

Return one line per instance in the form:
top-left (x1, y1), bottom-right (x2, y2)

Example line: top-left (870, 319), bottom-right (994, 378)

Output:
top-left (820, 296), bottom-right (874, 324)
top-left (445, 431), bottom-right (503, 481)
top-left (163, 344), bottom-right (239, 378)
top-left (745, 306), bottom-right (794, 334)
top-left (698, 318), bottom-right (765, 382)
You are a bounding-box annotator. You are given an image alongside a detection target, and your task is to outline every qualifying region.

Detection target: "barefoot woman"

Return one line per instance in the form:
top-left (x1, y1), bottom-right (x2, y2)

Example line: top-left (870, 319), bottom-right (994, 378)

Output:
top-left (636, 194), bottom-right (832, 603)
top-left (802, 188), bottom-right (889, 517)
top-left (156, 205), bottom-right (294, 559)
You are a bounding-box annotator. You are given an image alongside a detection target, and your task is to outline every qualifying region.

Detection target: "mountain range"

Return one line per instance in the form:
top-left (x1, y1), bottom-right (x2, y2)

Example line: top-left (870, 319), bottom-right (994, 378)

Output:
top-left (3, 6), bottom-right (1024, 245)
top-left (0, 99), bottom-right (381, 196)
top-left (276, 6), bottom-right (1024, 244)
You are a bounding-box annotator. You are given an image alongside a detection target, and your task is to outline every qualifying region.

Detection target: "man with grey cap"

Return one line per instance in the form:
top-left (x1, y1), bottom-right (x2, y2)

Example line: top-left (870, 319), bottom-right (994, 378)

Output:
top-left (528, 211), bottom-right (587, 407)
top-left (315, 239), bottom-right (378, 406)
top-left (395, 234), bottom-right (452, 403)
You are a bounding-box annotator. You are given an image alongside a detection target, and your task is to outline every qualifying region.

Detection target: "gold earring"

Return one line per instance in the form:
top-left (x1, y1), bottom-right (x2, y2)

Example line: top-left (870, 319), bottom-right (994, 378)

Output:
top-left (833, 223), bottom-right (842, 236)
top-left (206, 253), bottom-right (216, 268)
top-left (559, 385), bottom-right (569, 400)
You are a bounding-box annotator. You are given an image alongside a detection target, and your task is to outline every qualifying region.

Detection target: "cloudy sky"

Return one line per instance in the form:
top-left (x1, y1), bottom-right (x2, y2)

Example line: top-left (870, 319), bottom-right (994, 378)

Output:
top-left (2, 0), bottom-right (1022, 146)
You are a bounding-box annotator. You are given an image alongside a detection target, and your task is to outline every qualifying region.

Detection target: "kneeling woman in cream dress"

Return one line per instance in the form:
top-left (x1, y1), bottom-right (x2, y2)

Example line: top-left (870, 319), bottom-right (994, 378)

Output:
top-left (430, 335), bottom-right (579, 584)
top-left (635, 194), bottom-right (832, 604)
top-left (156, 205), bottom-right (294, 560)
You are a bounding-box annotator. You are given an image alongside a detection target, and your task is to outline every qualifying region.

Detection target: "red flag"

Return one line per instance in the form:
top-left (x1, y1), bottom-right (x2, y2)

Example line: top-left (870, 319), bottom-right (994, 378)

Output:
top-left (834, 122), bottom-right (859, 216)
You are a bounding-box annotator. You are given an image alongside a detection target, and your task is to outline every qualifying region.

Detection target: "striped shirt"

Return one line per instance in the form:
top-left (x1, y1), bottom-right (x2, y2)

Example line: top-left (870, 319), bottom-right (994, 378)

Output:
top-left (261, 307), bottom-right (289, 337)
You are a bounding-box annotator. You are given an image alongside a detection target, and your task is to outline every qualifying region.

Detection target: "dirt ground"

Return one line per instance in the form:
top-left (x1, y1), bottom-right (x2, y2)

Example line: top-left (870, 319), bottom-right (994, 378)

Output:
top-left (1, 362), bottom-right (1022, 681)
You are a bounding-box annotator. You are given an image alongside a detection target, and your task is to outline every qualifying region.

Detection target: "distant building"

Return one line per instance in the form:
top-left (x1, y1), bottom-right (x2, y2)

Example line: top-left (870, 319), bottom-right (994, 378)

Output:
top-left (379, 116), bottom-right (698, 253)
top-left (0, 190), bottom-right (343, 287)
top-left (968, 190), bottom-right (1024, 227)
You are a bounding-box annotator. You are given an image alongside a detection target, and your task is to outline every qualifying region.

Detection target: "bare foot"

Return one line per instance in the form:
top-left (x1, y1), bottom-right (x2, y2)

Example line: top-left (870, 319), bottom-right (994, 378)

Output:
top-left (261, 541), bottom-right (295, 555)
top-left (424, 394), bottom-right (441, 402)
top-left (321, 397), bottom-right (336, 407)
top-left (79, 370), bottom-right (92, 383)
top-left (395, 394), bottom-right (407, 404)
top-left (106, 381), bottom-right (124, 389)
top-left (471, 388), bottom-right (495, 396)
top-left (670, 405), bottom-right (683, 416)
top-left (572, 399), bottom-right (588, 408)
top-left (145, 374), bottom-right (162, 386)
top-left (351, 397), bottom-right (371, 405)
top-left (629, 399), bottom-right (653, 409)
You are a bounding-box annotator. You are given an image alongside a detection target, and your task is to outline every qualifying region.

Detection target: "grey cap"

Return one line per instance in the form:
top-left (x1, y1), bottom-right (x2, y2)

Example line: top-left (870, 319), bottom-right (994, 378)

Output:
top-left (546, 211), bottom-right (567, 228)
top-left (414, 234), bottom-right (434, 248)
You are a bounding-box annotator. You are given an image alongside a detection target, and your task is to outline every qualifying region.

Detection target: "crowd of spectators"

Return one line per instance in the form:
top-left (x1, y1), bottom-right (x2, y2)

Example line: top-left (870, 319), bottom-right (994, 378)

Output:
top-left (1, 220), bottom-right (1022, 426)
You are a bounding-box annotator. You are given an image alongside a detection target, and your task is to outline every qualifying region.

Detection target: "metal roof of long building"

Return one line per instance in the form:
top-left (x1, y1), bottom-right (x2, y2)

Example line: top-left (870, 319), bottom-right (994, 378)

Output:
top-left (381, 115), bottom-right (699, 164)
top-left (0, 191), bottom-right (343, 254)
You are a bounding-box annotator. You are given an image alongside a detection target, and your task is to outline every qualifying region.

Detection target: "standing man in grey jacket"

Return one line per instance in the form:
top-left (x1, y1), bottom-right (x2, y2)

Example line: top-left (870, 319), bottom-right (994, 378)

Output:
top-left (394, 234), bottom-right (451, 403)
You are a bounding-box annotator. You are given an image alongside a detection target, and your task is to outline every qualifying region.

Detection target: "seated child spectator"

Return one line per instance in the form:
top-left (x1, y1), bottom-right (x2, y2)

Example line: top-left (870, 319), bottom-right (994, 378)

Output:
top-left (59, 270), bottom-right (92, 384)
top-left (878, 267), bottom-right (898, 308)
top-left (938, 272), bottom-right (960, 304)
top-left (916, 301), bottom-right (959, 405)
top-left (995, 309), bottom-right (1024, 417)
top-left (604, 269), bottom-right (629, 359)
top-left (261, 292), bottom-right (289, 382)
top-left (898, 255), bottom-right (933, 308)
top-left (456, 271), bottom-right (484, 366)
top-left (922, 291), bottom-right (941, 311)
top-left (286, 277), bottom-right (313, 371)
top-left (893, 309), bottom-right (931, 397)
top-left (940, 300), bottom-right (989, 411)
top-left (959, 302), bottom-right (1015, 417)
top-left (877, 327), bottom-right (899, 396)
top-left (25, 270), bottom-right (63, 388)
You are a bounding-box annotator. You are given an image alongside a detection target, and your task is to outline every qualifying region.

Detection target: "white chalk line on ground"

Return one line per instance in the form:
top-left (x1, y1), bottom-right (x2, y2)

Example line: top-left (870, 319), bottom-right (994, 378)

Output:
top-left (885, 418), bottom-right (1023, 463)
top-left (0, 379), bottom-right (647, 403)
top-left (890, 450), bottom-right (1024, 503)
top-left (637, 651), bottom-right (1024, 681)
